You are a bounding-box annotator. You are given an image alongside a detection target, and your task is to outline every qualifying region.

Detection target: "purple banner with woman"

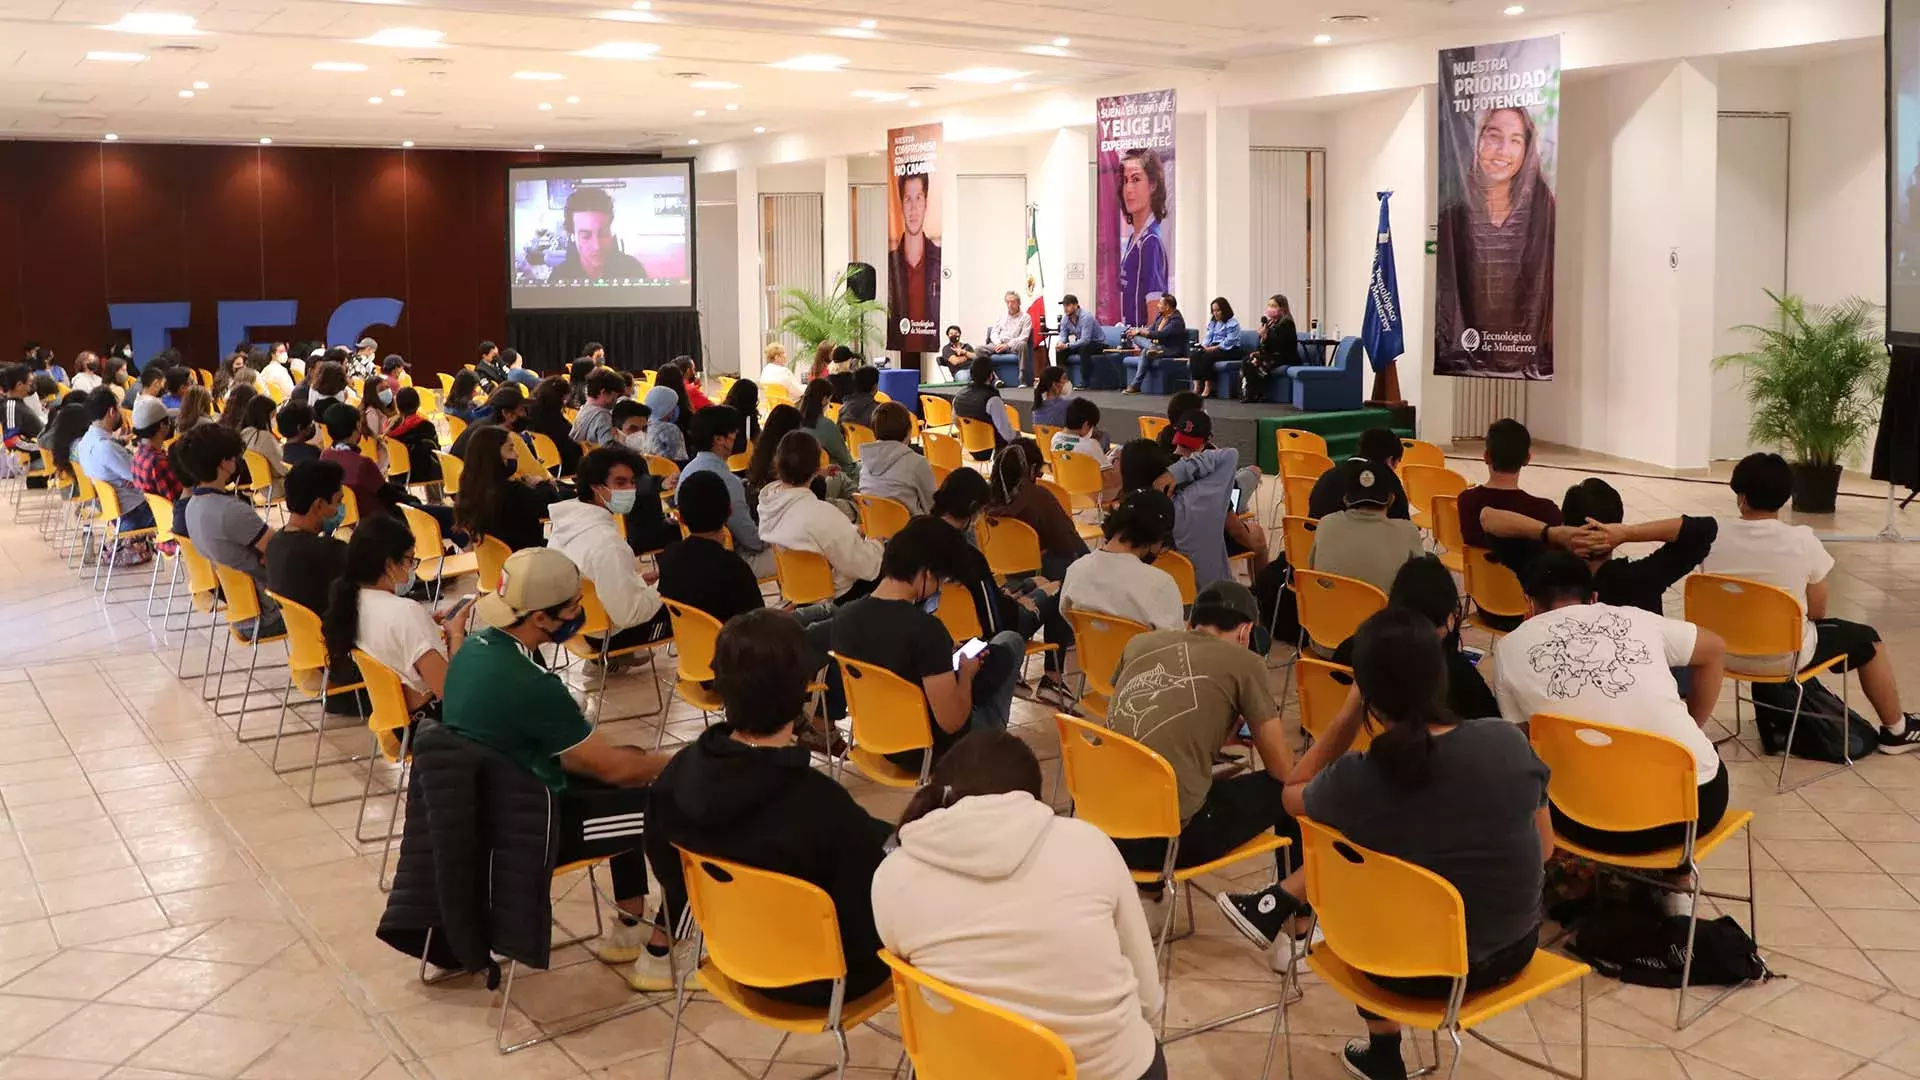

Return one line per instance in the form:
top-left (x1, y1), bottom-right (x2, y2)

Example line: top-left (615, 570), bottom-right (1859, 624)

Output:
top-left (1095, 89), bottom-right (1176, 328)
top-left (1434, 35), bottom-right (1559, 380)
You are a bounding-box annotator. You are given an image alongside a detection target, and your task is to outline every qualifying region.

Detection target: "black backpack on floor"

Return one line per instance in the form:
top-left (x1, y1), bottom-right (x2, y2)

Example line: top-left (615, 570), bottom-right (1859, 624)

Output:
top-left (1569, 905), bottom-right (1771, 989)
top-left (1749, 678), bottom-right (1875, 763)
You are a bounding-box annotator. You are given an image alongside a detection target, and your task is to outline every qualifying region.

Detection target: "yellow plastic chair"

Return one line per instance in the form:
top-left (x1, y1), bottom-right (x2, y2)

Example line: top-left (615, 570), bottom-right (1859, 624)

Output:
top-left (1152, 550), bottom-right (1198, 607)
top-left (1274, 427), bottom-right (1329, 459)
top-left (718, 375), bottom-right (738, 398)
top-left (841, 422), bottom-right (876, 458)
top-left (1137, 415), bottom-right (1169, 441)
top-left (194, 367), bottom-right (214, 388)
top-left (514, 440), bottom-right (550, 480)
top-left (1292, 569), bottom-right (1387, 655)
top-left (644, 454), bottom-right (682, 489)
top-left (398, 505), bottom-right (478, 600)
top-left (923, 430), bottom-right (963, 471)
top-left (1062, 609), bottom-right (1149, 720)
top-left (1002, 401), bottom-right (1023, 437)
top-left (380, 437), bottom-right (415, 484)
top-left (1430, 493), bottom-right (1466, 573)
top-left (934, 582), bottom-right (1058, 674)
top-left (474, 535), bottom-right (512, 591)
top-left (774, 547), bottom-right (837, 606)
top-left (930, 463), bottom-right (954, 487)
top-left (1462, 546), bottom-right (1527, 637)
top-left (852, 493), bottom-right (911, 541)
top-left (1052, 449), bottom-right (1104, 515)
top-left (830, 652), bottom-right (936, 788)
top-left (350, 648), bottom-right (420, 890)
top-left (140, 491), bottom-right (184, 620)
top-left (1032, 424), bottom-right (1064, 469)
top-left (824, 401), bottom-right (842, 423)
top-left (1281, 515), bottom-right (1319, 570)
top-left (436, 372), bottom-right (455, 396)
top-left (661, 600), bottom-right (727, 749)
top-left (1529, 712), bottom-right (1755, 1028)
top-left (263, 591), bottom-right (369, 804)
top-left (878, 950), bottom-right (1075, 1080)
top-left (1278, 449), bottom-right (1335, 482)
top-left (337, 486), bottom-right (361, 532)
top-left (1053, 713), bottom-right (1290, 1036)
top-left (957, 417), bottom-right (999, 458)
top-left (764, 383), bottom-right (795, 411)
top-left (64, 464), bottom-right (102, 568)
top-left (528, 431), bottom-right (564, 475)
top-left (435, 451), bottom-right (464, 498)
top-left (170, 535), bottom-right (228, 681)
top-left (979, 515), bottom-right (1043, 579)
top-left (561, 577), bottom-right (671, 720)
top-left (443, 414), bottom-right (467, 449)
top-left (1280, 474), bottom-right (1317, 523)
top-left (90, 480), bottom-right (157, 595)
top-left (1297, 657), bottom-right (1376, 752)
top-left (1684, 573), bottom-right (1852, 791)
top-left (208, 563), bottom-right (290, 727)
top-left (665, 848), bottom-right (896, 1080)
top-left (1402, 464), bottom-right (1469, 530)
top-left (920, 394), bottom-right (956, 434)
top-left (1399, 438), bottom-right (1445, 469)
top-left (1292, 817), bottom-right (1592, 1079)
top-left (242, 450), bottom-right (283, 516)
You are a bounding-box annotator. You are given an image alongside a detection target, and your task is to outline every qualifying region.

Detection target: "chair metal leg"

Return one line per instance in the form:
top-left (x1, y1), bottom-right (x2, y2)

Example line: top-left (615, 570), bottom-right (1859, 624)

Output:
top-left (376, 726), bottom-right (413, 892)
top-left (1776, 673), bottom-right (1855, 794)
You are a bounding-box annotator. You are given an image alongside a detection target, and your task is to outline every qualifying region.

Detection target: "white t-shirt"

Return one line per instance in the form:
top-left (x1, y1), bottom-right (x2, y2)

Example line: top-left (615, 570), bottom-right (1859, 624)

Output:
top-left (356, 588), bottom-right (446, 695)
top-left (1050, 430), bottom-right (1115, 467)
top-left (1494, 603), bottom-right (1719, 783)
top-left (1059, 549), bottom-right (1185, 632)
top-left (1700, 516), bottom-right (1832, 660)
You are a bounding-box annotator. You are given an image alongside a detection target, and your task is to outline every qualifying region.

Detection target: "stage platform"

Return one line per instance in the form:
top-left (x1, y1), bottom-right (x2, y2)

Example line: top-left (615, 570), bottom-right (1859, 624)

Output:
top-left (918, 383), bottom-right (1413, 473)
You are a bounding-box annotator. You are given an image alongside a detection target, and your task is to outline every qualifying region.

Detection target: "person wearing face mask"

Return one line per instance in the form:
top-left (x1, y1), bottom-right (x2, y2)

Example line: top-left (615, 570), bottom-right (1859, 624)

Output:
top-left (452, 426), bottom-right (564, 553)
top-left (259, 343), bottom-right (296, 402)
top-left (640, 384), bottom-right (687, 462)
top-left (321, 514), bottom-right (471, 717)
top-left (1059, 489), bottom-right (1184, 632)
top-left (938, 325), bottom-right (974, 375)
top-left (440, 546), bottom-right (682, 992)
top-left (546, 447), bottom-right (673, 659)
top-left (265, 460), bottom-right (371, 715)
top-left (826, 518), bottom-right (1028, 774)
top-left (177, 423), bottom-right (284, 639)
top-left (610, 399), bottom-right (652, 453)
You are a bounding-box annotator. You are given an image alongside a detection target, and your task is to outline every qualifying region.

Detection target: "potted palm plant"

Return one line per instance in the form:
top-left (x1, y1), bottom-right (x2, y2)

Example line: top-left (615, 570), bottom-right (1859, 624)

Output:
top-left (775, 268), bottom-right (883, 361)
top-left (1715, 291), bottom-right (1888, 514)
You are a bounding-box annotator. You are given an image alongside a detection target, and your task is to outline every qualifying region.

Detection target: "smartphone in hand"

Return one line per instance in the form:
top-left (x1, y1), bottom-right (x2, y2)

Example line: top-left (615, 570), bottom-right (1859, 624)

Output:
top-left (950, 637), bottom-right (989, 671)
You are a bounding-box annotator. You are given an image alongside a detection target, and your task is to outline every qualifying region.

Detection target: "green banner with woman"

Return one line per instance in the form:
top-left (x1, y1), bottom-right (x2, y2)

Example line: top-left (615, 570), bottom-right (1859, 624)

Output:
top-left (1434, 35), bottom-right (1560, 380)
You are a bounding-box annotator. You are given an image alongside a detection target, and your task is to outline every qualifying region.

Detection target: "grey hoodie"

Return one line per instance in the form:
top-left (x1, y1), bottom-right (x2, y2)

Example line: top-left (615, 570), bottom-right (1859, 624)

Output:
top-left (855, 440), bottom-right (937, 517)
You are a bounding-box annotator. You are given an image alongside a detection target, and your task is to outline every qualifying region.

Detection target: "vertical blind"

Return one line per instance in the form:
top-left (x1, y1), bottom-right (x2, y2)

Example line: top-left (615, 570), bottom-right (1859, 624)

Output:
top-left (761, 192), bottom-right (825, 355)
top-left (1249, 148), bottom-right (1326, 331)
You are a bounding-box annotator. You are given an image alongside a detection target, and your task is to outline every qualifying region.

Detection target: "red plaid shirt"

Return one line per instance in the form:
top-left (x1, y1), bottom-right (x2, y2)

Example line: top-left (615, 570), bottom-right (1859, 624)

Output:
top-left (132, 442), bottom-right (183, 502)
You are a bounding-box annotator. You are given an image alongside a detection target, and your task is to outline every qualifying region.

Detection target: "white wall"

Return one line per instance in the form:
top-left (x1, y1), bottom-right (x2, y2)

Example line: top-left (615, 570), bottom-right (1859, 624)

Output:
top-left (694, 170), bottom-right (742, 376)
top-left (1788, 51), bottom-right (1886, 307)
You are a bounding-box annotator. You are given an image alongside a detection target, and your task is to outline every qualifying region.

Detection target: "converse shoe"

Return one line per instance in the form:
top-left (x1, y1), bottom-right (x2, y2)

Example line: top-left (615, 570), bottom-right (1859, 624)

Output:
top-left (1878, 719), bottom-right (1920, 755)
top-left (595, 916), bottom-right (648, 964)
top-left (1341, 1039), bottom-right (1409, 1080)
top-left (1217, 885), bottom-right (1294, 951)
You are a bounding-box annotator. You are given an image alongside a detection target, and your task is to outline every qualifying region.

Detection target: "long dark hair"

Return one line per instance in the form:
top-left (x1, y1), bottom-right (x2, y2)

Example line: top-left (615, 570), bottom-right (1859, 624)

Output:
top-left (221, 385), bottom-right (257, 429)
top-left (449, 370), bottom-right (480, 410)
top-left (899, 731), bottom-right (1043, 828)
top-left (799, 378), bottom-right (834, 428)
top-left (931, 466), bottom-right (990, 525)
top-left (1118, 148), bottom-right (1168, 227)
top-left (238, 393), bottom-right (277, 435)
top-left (722, 378), bottom-right (760, 444)
top-left (529, 376), bottom-right (569, 428)
top-left (1389, 555), bottom-right (1466, 653)
top-left (322, 515), bottom-right (416, 669)
top-left (988, 439), bottom-right (1039, 506)
top-left (47, 402), bottom-right (91, 473)
top-left (748, 404), bottom-right (802, 492)
top-left (453, 426), bottom-right (515, 543)
top-left (1033, 366), bottom-right (1068, 410)
top-left (1353, 607), bottom-right (1456, 788)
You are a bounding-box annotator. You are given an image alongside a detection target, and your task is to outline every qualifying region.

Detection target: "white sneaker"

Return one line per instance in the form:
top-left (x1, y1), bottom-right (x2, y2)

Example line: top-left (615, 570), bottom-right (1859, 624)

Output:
top-left (596, 917), bottom-right (647, 964)
top-left (1269, 923), bottom-right (1325, 974)
top-left (627, 937), bottom-right (696, 993)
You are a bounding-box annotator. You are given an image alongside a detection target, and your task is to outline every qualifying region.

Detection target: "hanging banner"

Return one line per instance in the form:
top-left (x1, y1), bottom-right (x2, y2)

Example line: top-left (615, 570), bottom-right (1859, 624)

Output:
top-left (1362, 191), bottom-right (1407, 403)
top-left (1433, 35), bottom-right (1560, 380)
top-left (886, 121), bottom-right (943, 352)
top-left (1095, 89), bottom-right (1176, 327)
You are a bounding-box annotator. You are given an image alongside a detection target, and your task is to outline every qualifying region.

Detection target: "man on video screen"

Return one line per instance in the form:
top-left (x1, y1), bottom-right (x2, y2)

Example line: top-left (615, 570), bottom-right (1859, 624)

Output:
top-left (549, 186), bottom-right (649, 285)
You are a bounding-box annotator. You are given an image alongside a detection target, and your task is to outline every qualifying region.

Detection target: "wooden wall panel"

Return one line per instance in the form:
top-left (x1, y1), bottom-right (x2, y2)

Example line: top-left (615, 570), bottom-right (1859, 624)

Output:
top-left (331, 148), bottom-right (411, 361)
top-left (0, 145), bottom-right (24, 355)
top-left (14, 142), bottom-right (109, 354)
top-left (179, 145), bottom-right (269, 359)
top-left (100, 143), bottom-right (188, 314)
top-left (258, 146), bottom-right (341, 349)
top-left (402, 149), bottom-right (478, 374)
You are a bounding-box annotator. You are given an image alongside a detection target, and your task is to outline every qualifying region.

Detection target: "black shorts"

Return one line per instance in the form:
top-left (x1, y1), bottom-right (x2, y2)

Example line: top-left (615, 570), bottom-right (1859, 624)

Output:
top-left (1551, 761), bottom-right (1728, 857)
top-left (555, 774), bottom-right (650, 899)
top-left (1809, 618), bottom-right (1881, 672)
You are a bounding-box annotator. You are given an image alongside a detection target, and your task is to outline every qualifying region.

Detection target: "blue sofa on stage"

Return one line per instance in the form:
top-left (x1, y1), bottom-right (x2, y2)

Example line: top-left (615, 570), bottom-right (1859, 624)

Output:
top-left (1210, 334), bottom-right (1366, 413)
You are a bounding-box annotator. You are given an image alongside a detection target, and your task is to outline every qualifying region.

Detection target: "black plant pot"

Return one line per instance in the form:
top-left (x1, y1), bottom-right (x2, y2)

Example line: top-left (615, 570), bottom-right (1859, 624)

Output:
top-left (1790, 462), bottom-right (1843, 515)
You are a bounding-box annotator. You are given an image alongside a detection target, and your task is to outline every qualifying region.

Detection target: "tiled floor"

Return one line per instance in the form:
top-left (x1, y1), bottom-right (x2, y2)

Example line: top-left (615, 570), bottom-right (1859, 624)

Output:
top-left (3, 447), bottom-right (1920, 1079)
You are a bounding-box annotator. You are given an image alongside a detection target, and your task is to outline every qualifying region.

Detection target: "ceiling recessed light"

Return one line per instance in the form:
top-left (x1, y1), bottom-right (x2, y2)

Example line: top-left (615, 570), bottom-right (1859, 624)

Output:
top-left (359, 27), bottom-right (444, 48)
top-left (574, 41), bottom-right (659, 59)
top-left (566, 94), bottom-right (581, 104)
top-left (1503, 3), bottom-right (1525, 11)
top-left (177, 89), bottom-right (195, 98)
top-left (687, 138), bottom-right (699, 145)
top-left (594, 8), bottom-right (661, 22)
top-left (191, 80), bottom-right (209, 90)
top-left (1312, 33), bottom-right (1333, 44)
top-left (515, 70), bottom-right (564, 81)
top-left (693, 108), bottom-right (707, 116)
top-left (312, 60), bottom-right (368, 72)
top-left (533, 143), bottom-right (545, 150)
top-left (369, 96), bottom-right (384, 104)
top-left (1052, 36), bottom-right (1070, 47)
top-left (102, 12), bottom-right (199, 35)
top-left (907, 98), bottom-right (920, 107)
top-left (537, 102), bottom-right (552, 111)
top-left (259, 137), bottom-right (272, 144)
top-left (1010, 82), bottom-right (1029, 92)
top-left (688, 79), bottom-right (738, 90)
top-left (852, 89), bottom-right (906, 102)
top-left (752, 125), bottom-right (765, 134)
top-left (104, 132), bottom-right (119, 141)
top-left (827, 25), bottom-right (877, 38)
top-left (1024, 45), bottom-right (1066, 57)
top-left (939, 66), bottom-right (1028, 84)
top-left (724, 102), bottom-right (738, 110)
top-left (631, 1), bottom-right (651, 8)
top-left (86, 50), bottom-right (148, 62)
top-left (771, 54), bottom-right (849, 71)
top-left (858, 18), bottom-right (878, 29)
top-left (402, 139), bottom-right (414, 147)
top-left (390, 87), bottom-right (406, 96)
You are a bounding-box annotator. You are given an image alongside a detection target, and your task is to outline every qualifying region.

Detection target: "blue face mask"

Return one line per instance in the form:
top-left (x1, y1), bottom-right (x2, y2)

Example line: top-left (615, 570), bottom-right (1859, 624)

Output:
top-left (549, 610), bottom-right (587, 644)
top-left (920, 586), bottom-right (942, 615)
top-left (377, 389), bottom-right (394, 406)
top-left (321, 501), bottom-right (347, 533)
top-left (393, 568), bottom-right (417, 597)
top-left (606, 488), bottom-right (638, 516)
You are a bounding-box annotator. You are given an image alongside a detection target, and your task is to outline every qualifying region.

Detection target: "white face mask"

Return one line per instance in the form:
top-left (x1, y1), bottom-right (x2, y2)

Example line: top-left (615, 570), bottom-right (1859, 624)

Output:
top-left (620, 429), bottom-right (649, 452)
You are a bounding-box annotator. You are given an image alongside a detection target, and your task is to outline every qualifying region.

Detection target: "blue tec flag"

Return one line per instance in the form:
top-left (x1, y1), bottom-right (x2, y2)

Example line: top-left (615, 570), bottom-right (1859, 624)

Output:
top-left (1361, 190), bottom-right (1404, 372)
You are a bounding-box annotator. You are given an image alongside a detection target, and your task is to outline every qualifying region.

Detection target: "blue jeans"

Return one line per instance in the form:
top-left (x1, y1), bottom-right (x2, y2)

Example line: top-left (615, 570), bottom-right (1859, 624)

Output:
top-left (967, 630), bottom-right (1029, 733)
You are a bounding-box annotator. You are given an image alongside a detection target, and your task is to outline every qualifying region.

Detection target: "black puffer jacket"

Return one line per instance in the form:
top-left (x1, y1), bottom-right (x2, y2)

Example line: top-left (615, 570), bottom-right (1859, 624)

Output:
top-left (376, 722), bottom-right (558, 983)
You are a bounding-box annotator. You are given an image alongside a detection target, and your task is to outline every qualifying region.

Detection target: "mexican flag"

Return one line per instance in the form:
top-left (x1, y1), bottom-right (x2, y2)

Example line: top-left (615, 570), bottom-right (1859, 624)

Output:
top-left (1024, 203), bottom-right (1046, 346)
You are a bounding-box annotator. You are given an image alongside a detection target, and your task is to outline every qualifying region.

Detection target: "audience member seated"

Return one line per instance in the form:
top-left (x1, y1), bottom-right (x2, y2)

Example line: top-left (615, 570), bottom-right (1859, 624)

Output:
top-left (721, 379), bottom-right (760, 449)
top-left (932, 468), bottom-right (1073, 707)
top-left (801, 378), bottom-right (859, 482)
top-left (838, 365), bottom-right (881, 430)
top-left (547, 446), bottom-right (673, 656)
top-left (322, 513), bottom-right (470, 718)
top-left (444, 547), bottom-right (677, 990)
top-left (1307, 428), bottom-right (1410, 520)
top-left (128, 397), bottom-right (183, 508)
top-left (975, 290), bottom-right (1035, 386)
top-left (1051, 294), bottom-right (1107, 375)
top-left (358, 376), bottom-right (394, 444)
top-left (1308, 460), bottom-right (1424, 595)
top-left (499, 348), bottom-right (539, 391)
top-left (640, 385), bottom-right (687, 462)
top-left (647, 608), bottom-right (891, 1006)
top-left (178, 424), bottom-right (282, 637)
top-left (1, 364), bottom-right (43, 449)
top-left (1241, 294), bottom-right (1300, 403)
top-left (856, 402), bottom-right (936, 517)
top-left (1167, 412), bottom-right (1268, 585)
top-left (1496, 552), bottom-right (1730, 863)
top-left (676, 356), bottom-right (713, 412)
top-left (938, 325), bottom-right (974, 376)
top-left (384, 388), bottom-right (443, 485)
top-left (953, 357), bottom-right (1017, 458)
top-left (235, 395), bottom-right (288, 495)
top-left (74, 387), bottom-right (157, 534)
top-left (679, 404), bottom-right (775, 577)
top-left (760, 430), bottom-right (883, 604)
top-left (266, 460), bottom-right (364, 712)
top-left (1458, 418), bottom-right (1560, 551)
top-left (162, 367), bottom-right (192, 412)
top-left (758, 341), bottom-right (805, 400)
top-left (320, 403), bottom-right (397, 519)
top-left (1191, 297), bottom-right (1244, 399)
top-left (277, 401), bottom-right (322, 466)
top-left (1703, 452), bottom-right (1920, 751)
top-left (985, 439), bottom-right (1088, 579)
top-left (569, 368), bottom-right (624, 449)
top-left (1151, 392), bottom-right (1203, 453)
top-left (447, 386), bottom-right (526, 460)
top-left (612, 399), bottom-right (651, 454)
top-left (1107, 582), bottom-right (1298, 896)
top-left (442, 370), bottom-right (487, 424)
top-left (873, 731), bottom-right (1168, 1080)
top-left (1480, 476), bottom-right (1715, 614)
top-left (1060, 489), bottom-right (1184, 631)
top-left (1122, 294), bottom-right (1189, 395)
top-left (1051, 397), bottom-right (1121, 501)
top-left (658, 471), bottom-right (765, 627)
top-left (453, 426), bottom-right (564, 552)
top-left (523, 376), bottom-right (583, 476)
top-left (1032, 366), bottom-right (1074, 429)
top-left (828, 519), bottom-right (1028, 771)
top-left (1332, 555), bottom-right (1498, 720)
top-left (298, 360), bottom-right (352, 415)
top-left (1231, 607), bottom-right (1552, 1080)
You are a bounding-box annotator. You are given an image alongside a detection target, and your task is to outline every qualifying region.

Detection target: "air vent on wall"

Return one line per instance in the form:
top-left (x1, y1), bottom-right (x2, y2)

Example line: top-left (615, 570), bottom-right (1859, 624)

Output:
top-left (1323, 13), bottom-right (1375, 24)
top-left (41, 91), bottom-right (96, 104)
top-left (153, 42), bottom-right (211, 53)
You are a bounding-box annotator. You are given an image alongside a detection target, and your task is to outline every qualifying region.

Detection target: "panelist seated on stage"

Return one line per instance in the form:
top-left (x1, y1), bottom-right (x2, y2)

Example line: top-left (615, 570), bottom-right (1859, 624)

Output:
top-left (974, 291), bottom-right (1035, 387)
top-left (1121, 295), bottom-right (1189, 395)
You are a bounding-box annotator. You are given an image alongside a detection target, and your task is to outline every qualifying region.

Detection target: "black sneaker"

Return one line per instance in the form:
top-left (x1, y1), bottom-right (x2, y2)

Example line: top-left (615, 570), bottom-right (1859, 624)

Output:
top-left (1879, 721), bottom-right (1920, 755)
top-left (1217, 885), bottom-right (1294, 950)
top-left (1341, 1040), bottom-right (1408, 1080)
